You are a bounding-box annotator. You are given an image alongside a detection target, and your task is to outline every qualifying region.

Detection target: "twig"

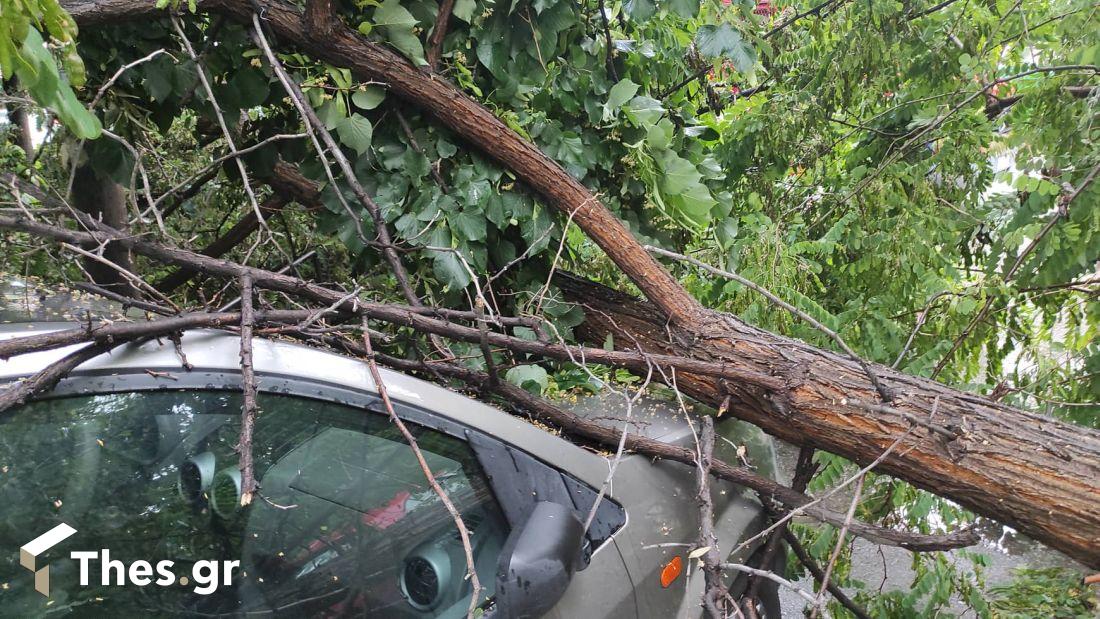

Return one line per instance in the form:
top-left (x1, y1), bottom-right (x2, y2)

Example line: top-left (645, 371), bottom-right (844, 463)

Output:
top-left (74, 281), bottom-right (176, 316)
top-left (809, 472), bottom-right (865, 618)
top-left (908, 0), bottom-right (965, 20)
top-left (582, 364), bottom-right (653, 531)
top-left (646, 245), bottom-right (893, 402)
top-left (0, 310), bottom-right (311, 359)
top-left (784, 529), bottom-right (872, 619)
top-left (60, 242), bottom-right (181, 312)
top-left (358, 318), bottom-right (482, 618)
top-left (171, 16), bottom-right (271, 246)
top-left (892, 291), bottom-right (952, 368)
top-left (426, 0), bottom-right (455, 70)
top-left (720, 563), bottom-right (820, 606)
top-left (89, 49), bottom-right (171, 111)
top-left (932, 161), bottom-right (1100, 377)
top-left (237, 274), bottom-right (259, 506)
top-left (393, 108), bottom-right (448, 191)
top-left (144, 133), bottom-right (308, 217)
top-left (251, 14), bottom-right (424, 309)
top-left (696, 416), bottom-right (726, 618)
top-left (0, 340), bottom-right (133, 413)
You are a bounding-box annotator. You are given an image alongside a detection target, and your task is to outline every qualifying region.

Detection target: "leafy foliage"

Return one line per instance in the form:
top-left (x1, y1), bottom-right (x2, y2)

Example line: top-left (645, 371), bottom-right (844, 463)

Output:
top-left (0, 0), bottom-right (99, 138)
top-left (2, 0), bottom-right (1098, 614)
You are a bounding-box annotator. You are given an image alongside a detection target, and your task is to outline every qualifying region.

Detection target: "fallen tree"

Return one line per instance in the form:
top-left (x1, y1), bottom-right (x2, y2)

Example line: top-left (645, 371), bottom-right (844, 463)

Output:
top-left (42, 0), bottom-right (1100, 570)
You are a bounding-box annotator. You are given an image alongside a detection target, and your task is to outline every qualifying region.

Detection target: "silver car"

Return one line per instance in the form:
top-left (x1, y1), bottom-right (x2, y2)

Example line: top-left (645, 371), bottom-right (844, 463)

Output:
top-left (0, 323), bottom-right (781, 617)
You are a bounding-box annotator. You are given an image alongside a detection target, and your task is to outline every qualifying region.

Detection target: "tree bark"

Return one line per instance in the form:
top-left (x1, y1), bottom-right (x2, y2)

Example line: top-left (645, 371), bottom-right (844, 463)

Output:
top-left (60, 0), bottom-right (1100, 569)
top-left (71, 162), bottom-right (136, 297)
top-left (555, 273), bottom-right (1100, 568)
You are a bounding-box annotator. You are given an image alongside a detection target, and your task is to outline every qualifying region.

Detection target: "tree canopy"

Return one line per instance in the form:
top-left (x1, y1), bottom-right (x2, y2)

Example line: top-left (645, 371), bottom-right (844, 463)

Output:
top-left (1, 0), bottom-right (1098, 615)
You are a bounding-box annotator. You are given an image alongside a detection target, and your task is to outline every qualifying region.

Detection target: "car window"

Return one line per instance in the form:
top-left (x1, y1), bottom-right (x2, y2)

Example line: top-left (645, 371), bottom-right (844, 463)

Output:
top-left (0, 389), bottom-right (508, 617)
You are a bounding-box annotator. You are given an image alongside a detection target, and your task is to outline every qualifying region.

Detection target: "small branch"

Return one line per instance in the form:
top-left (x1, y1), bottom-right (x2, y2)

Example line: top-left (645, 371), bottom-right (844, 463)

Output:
top-left (742, 446), bottom-right (816, 609)
top-left (932, 161), bottom-right (1100, 377)
top-left (366, 351), bottom-right (976, 552)
top-left (0, 208), bottom-right (778, 388)
top-left (171, 16), bottom-right (270, 244)
top-left (907, 0), bottom-right (964, 20)
top-left (763, 0), bottom-right (847, 39)
top-left (720, 563), bottom-right (819, 606)
top-left (252, 15), bottom-right (424, 309)
top-left (0, 310), bottom-right (310, 359)
top-left (597, 0), bottom-right (618, 82)
top-left (237, 274), bottom-right (259, 506)
top-left (358, 318), bottom-right (482, 618)
top-left (426, 0), bottom-right (455, 70)
top-left (647, 245), bottom-right (893, 402)
top-left (696, 416), bottom-right (727, 618)
top-left (474, 297), bottom-right (498, 387)
top-left (728, 397), bottom-right (951, 558)
top-left (74, 281), bottom-right (176, 316)
top-left (0, 340), bottom-right (132, 413)
top-left (809, 473), bottom-right (865, 618)
top-left (89, 48), bottom-right (171, 110)
top-left (393, 107), bottom-right (448, 192)
top-left (784, 530), bottom-right (872, 619)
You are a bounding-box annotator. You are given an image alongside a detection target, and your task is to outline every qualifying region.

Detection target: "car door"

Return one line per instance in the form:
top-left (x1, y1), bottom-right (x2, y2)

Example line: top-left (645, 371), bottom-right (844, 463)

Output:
top-left (0, 371), bottom-right (636, 618)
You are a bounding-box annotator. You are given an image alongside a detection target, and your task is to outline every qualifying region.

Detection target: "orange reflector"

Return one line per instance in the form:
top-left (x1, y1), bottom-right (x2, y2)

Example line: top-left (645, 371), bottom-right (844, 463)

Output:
top-left (660, 555), bottom-right (683, 588)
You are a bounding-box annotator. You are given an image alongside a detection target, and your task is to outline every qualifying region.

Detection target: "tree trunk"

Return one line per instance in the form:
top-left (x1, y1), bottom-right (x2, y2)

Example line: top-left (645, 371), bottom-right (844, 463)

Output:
top-left (71, 162), bottom-right (136, 297)
top-left (556, 273), bottom-right (1100, 568)
top-left (62, 0), bottom-right (1100, 569)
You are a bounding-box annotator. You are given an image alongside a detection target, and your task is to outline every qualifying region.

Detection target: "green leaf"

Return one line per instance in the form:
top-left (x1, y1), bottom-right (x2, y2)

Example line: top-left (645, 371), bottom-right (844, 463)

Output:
top-left (624, 0), bottom-right (656, 21)
top-left (505, 365), bottom-right (549, 395)
top-left (351, 86), bottom-right (386, 110)
top-left (15, 29), bottom-right (100, 139)
top-left (374, 0), bottom-right (427, 66)
top-left (645, 118), bottom-right (674, 149)
top-left (623, 95), bottom-right (664, 128)
top-left (228, 67), bottom-right (269, 108)
top-left (604, 78), bottom-right (639, 122)
top-left (143, 62), bottom-right (174, 102)
top-left (655, 149), bottom-right (715, 230)
top-left (695, 24), bottom-right (756, 74)
top-left (450, 210), bottom-right (487, 242)
top-left (336, 113), bottom-right (374, 155)
top-left (437, 138), bottom-right (457, 158)
top-left (452, 0), bottom-right (476, 22)
top-left (666, 0), bottom-right (699, 18)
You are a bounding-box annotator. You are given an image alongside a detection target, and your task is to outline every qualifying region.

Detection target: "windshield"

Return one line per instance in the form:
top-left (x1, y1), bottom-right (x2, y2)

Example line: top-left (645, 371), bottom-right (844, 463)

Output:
top-left (0, 389), bottom-right (508, 617)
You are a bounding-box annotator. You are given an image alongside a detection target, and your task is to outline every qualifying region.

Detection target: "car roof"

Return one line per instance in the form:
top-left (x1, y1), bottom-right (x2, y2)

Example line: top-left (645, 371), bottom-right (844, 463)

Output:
top-left (0, 323), bottom-right (615, 488)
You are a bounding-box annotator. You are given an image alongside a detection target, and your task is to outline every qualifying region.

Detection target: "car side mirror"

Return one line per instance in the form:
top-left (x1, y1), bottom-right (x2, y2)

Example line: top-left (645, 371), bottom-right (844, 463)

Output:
top-left (494, 501), bottom-right (585, 618)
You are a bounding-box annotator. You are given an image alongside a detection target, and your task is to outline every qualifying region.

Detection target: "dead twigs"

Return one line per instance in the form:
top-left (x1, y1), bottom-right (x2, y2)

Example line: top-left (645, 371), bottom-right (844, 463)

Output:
top-left (237, 274), bottom-right (259, 506)
top-left (358, 318), bottom-right (482, 618)
top-left (696, 416), bottom-right (728, 618)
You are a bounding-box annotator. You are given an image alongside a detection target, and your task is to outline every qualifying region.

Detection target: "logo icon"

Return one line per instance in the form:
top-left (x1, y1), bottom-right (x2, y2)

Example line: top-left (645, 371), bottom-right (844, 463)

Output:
top-left (20, 523), bottom-right (77, 596)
